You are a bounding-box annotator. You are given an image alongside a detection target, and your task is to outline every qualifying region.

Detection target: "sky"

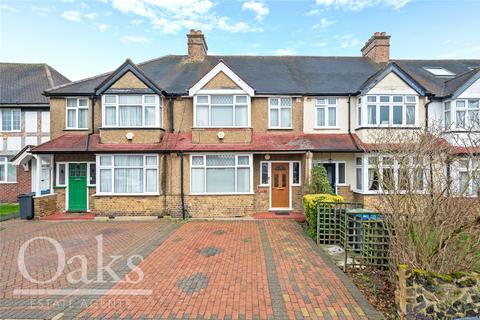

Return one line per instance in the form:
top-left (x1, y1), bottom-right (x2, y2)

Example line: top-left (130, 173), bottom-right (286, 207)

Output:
top-left (1, 0), bottom-right (479, 81)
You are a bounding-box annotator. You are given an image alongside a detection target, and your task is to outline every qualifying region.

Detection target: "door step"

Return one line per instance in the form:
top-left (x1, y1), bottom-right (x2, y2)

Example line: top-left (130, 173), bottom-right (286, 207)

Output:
top-left (40, 212), bottom-right (95, 221)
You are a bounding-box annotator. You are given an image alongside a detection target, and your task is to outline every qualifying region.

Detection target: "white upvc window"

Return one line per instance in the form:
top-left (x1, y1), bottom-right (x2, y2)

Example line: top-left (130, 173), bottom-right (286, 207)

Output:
top-left (355, 154), bottom-right (425, 194)
top-left (259, 161), bottom-right (301, 187)
top-left (0, 109), bottom-right (21, 132)
top-left (364, 95), bottom-right (417, 127)
top-left (190, 154), bottom-right (253, 194)
top-left (314, 161), bottom-right (346, 185)
top-left (357, 97), bottom-right (362, 126)
top-left (269, 97), bottom-right (292, 129)
top-left (444, 99), bottom-right (479, 130)
top-left (194, 95), bottom-right (250, 127)
top-left (315, 98), bottom-right (337, 128)
top-left (456, 159), bottom-right (479, 197)
top-left (97, 154), bottom-right (158, 195)
top-left (66, 98), bottom-right (89, 129)
top-left (102, 95), bottom-right (162, 128)
top-left (56, 162), bottom-right (96, 187)
top-left (0, 157), bottom-right (16, 183)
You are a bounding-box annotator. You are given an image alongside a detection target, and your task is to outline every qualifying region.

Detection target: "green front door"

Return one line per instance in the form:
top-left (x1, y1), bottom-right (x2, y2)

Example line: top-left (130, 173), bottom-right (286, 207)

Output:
top-left (68, 163), bottom-right (87, 211)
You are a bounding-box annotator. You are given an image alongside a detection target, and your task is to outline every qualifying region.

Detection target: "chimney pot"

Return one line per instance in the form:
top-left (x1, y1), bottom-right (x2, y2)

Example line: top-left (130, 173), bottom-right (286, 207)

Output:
top-left (187, 29), bottom-right (208, 62)
top-left (361, 32), bottom-right (390, 64)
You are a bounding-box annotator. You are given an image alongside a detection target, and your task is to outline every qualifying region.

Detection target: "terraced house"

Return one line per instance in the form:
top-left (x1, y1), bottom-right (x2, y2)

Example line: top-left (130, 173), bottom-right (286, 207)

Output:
top-left (20, 31), bottom-right (480, 217)
top-left (0, 63), bottom-right (69, 203)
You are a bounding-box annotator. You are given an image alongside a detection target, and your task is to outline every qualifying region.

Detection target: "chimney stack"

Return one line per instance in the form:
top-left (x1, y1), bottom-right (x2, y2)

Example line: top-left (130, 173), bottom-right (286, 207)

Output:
top-left (361, 32), bottom-right (390, 64)
top-left (187, 29), bottom-right (208, 62)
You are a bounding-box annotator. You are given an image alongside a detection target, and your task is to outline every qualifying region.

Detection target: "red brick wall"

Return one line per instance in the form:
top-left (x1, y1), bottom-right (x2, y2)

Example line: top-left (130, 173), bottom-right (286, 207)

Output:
top-left (0, 166), bottom-right (31, 203)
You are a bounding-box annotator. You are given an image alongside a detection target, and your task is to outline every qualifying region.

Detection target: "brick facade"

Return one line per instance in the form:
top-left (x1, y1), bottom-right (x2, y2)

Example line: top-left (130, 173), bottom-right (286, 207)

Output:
top-left (33, 194), bottom-right (57, 217)
top-left (0, 165), bottom-right (31, 203)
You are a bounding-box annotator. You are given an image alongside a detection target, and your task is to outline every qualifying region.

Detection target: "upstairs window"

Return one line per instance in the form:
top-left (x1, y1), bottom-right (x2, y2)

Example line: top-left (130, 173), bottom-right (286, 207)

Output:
top-left (1, 109), bottom-right (21, 132)
top-left (195, 95), bottom-right (249, 127)
top-left (102, 95), bottom-right (162, 128)
top-left (315, 98), bottom-right (337, 128)
top-left (423, 67), bottom-right (455, 77)
top-left (444, 99), bottom-right (480, 130)
top-left (269, 97), bottom-right (292, 129)
top-left (66, 98), bottom-right (88, 129)
top-left (365, 95), bottom-right (417, 127)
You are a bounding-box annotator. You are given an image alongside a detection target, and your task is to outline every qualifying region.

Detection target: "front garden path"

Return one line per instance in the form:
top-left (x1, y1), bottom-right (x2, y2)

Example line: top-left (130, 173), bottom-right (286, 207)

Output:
top-left (0, 219), bottom-right (382, 319)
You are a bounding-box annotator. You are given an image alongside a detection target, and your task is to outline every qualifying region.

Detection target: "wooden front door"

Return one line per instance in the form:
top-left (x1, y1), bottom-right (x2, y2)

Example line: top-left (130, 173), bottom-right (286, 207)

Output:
top-left (271, 162), bottom-right (290, 208)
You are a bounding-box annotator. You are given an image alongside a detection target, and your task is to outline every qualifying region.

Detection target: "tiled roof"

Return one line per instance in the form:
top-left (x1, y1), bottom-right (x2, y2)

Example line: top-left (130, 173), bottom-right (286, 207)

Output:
top-left (32, 132), bottom-right (361, 153)
top-left (0, 63), bottom-right (70, 105)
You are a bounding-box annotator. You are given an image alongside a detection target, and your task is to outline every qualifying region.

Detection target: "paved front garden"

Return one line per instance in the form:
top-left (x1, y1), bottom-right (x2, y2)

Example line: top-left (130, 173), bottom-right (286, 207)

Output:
top-left (0, 219), bottom-right (381, 319)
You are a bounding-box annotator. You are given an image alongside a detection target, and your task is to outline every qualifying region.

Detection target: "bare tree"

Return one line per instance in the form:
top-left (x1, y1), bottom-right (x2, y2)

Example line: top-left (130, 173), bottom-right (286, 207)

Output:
top-left (365, 122), bottom-right (480, 274)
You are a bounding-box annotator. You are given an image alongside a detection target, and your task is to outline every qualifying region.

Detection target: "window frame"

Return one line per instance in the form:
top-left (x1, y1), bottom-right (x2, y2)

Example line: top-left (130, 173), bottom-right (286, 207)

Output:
top-left (0, 108), bottom-right (21, 132)
top-left (56, 162), bottom-right (95, 187)
top-left (268, 97), bottom-right (293, 129)
top-left (315, 98), bottom-right (338, 128)
top-left (0, 157), bottom-right (17, 184)
top-left (259, 160), bottom-right (301, 187)
top-left (101, 94), bottom-right (162, 128)
top-left (313, 160), bottom-right (347, 186)
top-left (190, 154), bottom-right (254, 195)
top-left (193, 94), bottom-right (251, 128)
top-left (361, 95), bottom-right (418, 127)
top-left (96, 154), bottom-right (159, 196)
top-left (65, 97), bottom-right (89, 130)
top-left (444, 99), bottom-right (480, 131)
top-left (455, 159), bottom-right (479, 197)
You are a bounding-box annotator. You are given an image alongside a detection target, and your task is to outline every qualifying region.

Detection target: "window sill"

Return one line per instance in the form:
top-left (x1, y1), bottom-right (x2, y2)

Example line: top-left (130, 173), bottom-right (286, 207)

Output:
top-left (192, 127), bottom-right (252, 130)
top-left (0, 181), bottom-right (17, 184)
top-left (64, 128), bottom-right (89, 131)
top-left (313, 127), bottom-right (340, 130)
top-left (189, 192), bottom-right (255, 196)
top-left (100, 127), bottom-right (165, 130)
top-left (53, 186), bottom-right (66, 189)
top-left (258, 184), bottom-right (269, 187)
top-left (88, 185), bottom-right (96, 188)
top-left (0, 130), bottom-right (21, 133)
top-left (355, 126), bottom-right (420, 130)
top-left (94, 193), bottom-right (160, 197)
top-left (267, 127), bottom-right (293, 130)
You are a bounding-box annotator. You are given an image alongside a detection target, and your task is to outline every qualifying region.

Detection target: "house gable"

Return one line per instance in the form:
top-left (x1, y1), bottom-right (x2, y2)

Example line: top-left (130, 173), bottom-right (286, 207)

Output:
top-left (188, 61), bottom-right (254, 96)
top-left (361, 63), bottom-right (426, 96)
top-left (202, 71), bottom-right (241, 90)
top-left (110, 71), bottom-right (148, 89)
top-left (95, 59), bottom-right (163, 95)
top-left (455, 71), bottom-right (480, 99)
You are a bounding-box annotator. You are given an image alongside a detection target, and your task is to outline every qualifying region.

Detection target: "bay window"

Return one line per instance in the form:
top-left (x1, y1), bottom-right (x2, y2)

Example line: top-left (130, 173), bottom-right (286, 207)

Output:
top-left (457, 159), bottom-right (479, 197)
top-left (1, 109), bottom-right (21, 132)
top-left (66, 98), bottom-right (88, 129)
top-left (355, 154), bottom-right (425, 193)
top-left (364, 95), bottom-right (417, 127)
top-left (97, 155), bottom-right (158, 194)
top-left (102, 95), bottom-right (162, 127)
top-left (191, 154), bottom-right (252, 194)
top-left (0, 157), bottom-right (16, 183)
top-left (269, 97), bottom-right (292, 128)
top-left (194, 95), bottom-right (249, 127)
top-left (444, 99), bottom-right (480, 130)
top-left (315, 98), bottom-right (337, 127)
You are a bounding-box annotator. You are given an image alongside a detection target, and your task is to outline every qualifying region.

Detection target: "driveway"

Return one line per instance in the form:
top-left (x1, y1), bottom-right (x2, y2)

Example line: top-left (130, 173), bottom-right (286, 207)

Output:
top-left (0, 219), bottom-right (381, 319)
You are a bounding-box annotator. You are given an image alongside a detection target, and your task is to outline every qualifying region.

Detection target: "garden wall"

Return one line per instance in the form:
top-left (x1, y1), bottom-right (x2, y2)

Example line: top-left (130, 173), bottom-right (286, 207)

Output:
top-left (396, 266), bottom-right (480, 319)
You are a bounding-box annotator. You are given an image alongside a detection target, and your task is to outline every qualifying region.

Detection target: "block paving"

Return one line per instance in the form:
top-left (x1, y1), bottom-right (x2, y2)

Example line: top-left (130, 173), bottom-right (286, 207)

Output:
top-left (0, 219), bottom-right (381, 319)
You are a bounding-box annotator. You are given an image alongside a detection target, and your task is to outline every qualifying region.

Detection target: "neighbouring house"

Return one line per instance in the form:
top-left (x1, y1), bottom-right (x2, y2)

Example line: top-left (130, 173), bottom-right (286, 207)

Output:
top-left (24, 31), bottom-right (480, 217)
top-left (0, 63), bottom-right (70, 203)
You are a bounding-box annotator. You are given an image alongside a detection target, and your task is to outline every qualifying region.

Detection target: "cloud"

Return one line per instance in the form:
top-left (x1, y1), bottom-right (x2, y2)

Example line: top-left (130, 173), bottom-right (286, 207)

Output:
top-left (85, 12), bottom-right (98, 19)
top-left (62, 10), bottom-right (82, 21)
top-left (0, 4), bottom-right (18, 12)
top-left (312, 18), bottom-right (335, 30)
top-left (340, 38), bottom-right (363, 48)
top-left (305, 9), bottom-right (320, 16)
top-left (31, 6), bottom-right (53, 16)
top-left (242, 1), bottom-right (269, 21)
top-left (109, 0), bottom-right (261, 34)
top-left (97, 24), bottom-right (111, 31)
top-left (274, 48), bottom-right (297, 55)
top-left (472, 46), bottom-right (480, 52)
top-left (313, 42), bottom-right (328, 47)
top-left (121, 35), bottom-right (148, 43)
top-left (131, 19), bottom-right (144, 25)
top-left (315, 0), bottom-right (410, 11)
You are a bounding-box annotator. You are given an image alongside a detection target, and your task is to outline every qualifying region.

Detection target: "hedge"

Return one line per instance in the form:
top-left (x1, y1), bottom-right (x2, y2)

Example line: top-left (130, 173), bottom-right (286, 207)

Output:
top-left (303, 194), bottom-right (344, 238)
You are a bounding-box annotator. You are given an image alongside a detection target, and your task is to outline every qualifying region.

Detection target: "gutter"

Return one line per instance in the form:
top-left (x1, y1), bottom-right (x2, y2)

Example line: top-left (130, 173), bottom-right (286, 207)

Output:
top-left (85, 94), bottom-right (96, 152)
top-left (424, 94), bottom-right (434, 130)
top-left (179, 152), bottom-right (186, 220)
top-left (347, 94), bottom-right (352, 133)
top-left (168, 94), bottom-right (174, 133)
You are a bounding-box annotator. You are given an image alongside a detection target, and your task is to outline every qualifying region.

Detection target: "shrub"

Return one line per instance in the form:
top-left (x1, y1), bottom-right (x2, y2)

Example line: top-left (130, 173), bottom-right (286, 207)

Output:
top-left (304, 166), bottom-right (334, 195)
top-left (303, 194), bottom-right (344, 238)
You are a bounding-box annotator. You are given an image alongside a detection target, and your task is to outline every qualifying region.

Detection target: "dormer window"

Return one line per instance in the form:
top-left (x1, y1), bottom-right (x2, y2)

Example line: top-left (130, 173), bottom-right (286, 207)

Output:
top-left (363, 95), bottom-right (417, 127)
top-left (102, 95), bottom-right (162, 128)
top-left (423, 67), bottom-right (455, 77)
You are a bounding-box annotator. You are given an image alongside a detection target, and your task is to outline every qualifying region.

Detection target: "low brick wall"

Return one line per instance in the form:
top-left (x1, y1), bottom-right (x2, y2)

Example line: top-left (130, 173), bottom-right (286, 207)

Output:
top-left (33, 194), bottom-right (58, 217)
top-left (396, 266), bottom-right (480, 319)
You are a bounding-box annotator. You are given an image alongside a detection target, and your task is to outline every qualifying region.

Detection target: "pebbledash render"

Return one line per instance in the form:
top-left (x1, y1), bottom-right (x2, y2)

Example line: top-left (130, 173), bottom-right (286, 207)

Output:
top-left (20, 30), bottom-right (480, 218)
